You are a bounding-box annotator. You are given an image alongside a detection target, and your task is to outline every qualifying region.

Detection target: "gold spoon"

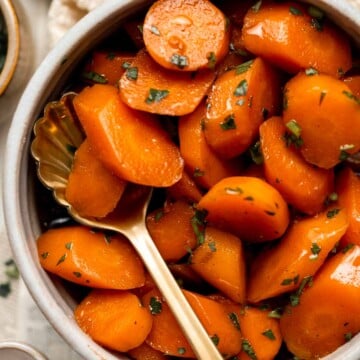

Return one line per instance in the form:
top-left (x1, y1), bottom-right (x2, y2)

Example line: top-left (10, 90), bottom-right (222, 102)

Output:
top-left (31, 93), bottom-right (223, 360)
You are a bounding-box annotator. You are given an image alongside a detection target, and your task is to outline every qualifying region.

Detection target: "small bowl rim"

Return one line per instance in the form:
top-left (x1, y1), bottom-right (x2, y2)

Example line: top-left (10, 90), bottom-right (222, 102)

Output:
top-left (0, 0), bottom-right (20, 96)
top-left (3, 0), bottom-right (360, 359)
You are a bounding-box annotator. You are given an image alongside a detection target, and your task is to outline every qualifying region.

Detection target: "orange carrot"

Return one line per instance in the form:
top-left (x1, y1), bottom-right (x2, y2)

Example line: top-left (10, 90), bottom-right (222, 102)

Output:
top-left (336, 166), bottom-right (360, 246)
top-left (259, 116), bottom-right (334, 215)
top-left (82, 50), bottom-right (134, 85)
top-left (204, 57), bottom-right (281, 158)
top-left (178, 100), bottom-right (242, 189)
top-left (73, 83), bottom-right (184, 187)
top-left (198, 176), bottom-right (290, 242)
top-left (183, 289), bottom-right (243, 356)
top-left (241, 1), bottom-right (352, 77)
top-left (190, 226), bottom-right (246, 303)
top-left (166, 168), bottom-right (203, 203)
top-left (146, 200), bottom-right (197, 262)
top-left (119, 49), bottom-right (215, 116)
top-left (37, 226), bottom-right (145, 289)
top-left (142, 288), bottom-right (195, 358)
top-left (65, 139), bottom-right (127, 218)
top-left (283, 72), bottom-right (360, 169)
top-left (280, 245), bottom-right (360, 359)
top-left (74, 289), bottom-right (153, 352)
top-left (168, 263), bottom-right (204, 288)
top-left (142, 0), bottom-right (230, 71)
top-left (237, 306), bottom-right (282, 360)
top-left (247, 207), bottom-right (349, 303)
top-left (128, 342), bottom-right (168, 360)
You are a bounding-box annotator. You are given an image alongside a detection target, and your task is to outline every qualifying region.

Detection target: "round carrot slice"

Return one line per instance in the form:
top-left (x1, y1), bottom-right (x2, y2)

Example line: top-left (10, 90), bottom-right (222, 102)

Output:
top-left (143, 0), bottom-right (230, 71)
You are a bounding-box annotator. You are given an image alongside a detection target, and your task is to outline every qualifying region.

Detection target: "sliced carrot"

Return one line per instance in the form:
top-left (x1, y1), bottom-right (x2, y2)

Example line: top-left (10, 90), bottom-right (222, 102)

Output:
top-left (283, 72), bottom-right (360, 169)
top-left (119, 49), bottom-right (215, 116)
top-left (73, 83), bottom-right (184, 187)
top-left (198, 176), bottom-right (290, 242)
top-left (183, 289), bottom-right (243, 356)
top-left (142, 0), bottom-right (230, 71)
top-left (166, 168), bottom-right (203, 203)
top-left (128, 342), bottom-right (168, 360)
top-left (241, 1), bottom-right (352, 77)
top-left (280, 245), bottom-right (360, 359)
top-left (37, 226), bottom-right (145, 289)
top-left (142, 288), bottom-right (195, 358)
top-left (247, 207), bottom-right (349, 303)
top-left (259, 116), bottom-right (334, 215)
top-left (237, 306), bottom-right (282, 360)
top-left (146, 200), bottom-right (197, 262)
top-left (204, 57), bottom-right (281, 158)
top-left (82, 50), bottom-right (134, 85)
top-left (178, 100), bottom-right (242, 189)
top-left (65, 139), bottom-right (127, 218)
top-left (74, 289), bottom-right (153, 352)
top-left (336, 166), bottom-right (360, 246)
top-left (190, 226), bottom-right (246, 303)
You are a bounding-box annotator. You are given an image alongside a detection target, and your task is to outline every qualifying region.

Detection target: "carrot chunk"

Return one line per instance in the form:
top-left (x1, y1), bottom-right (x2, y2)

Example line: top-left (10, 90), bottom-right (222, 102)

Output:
top-left (198, 176), bottom-right (290, 242)
top-left (37, 226), bottom-right (146, 289)
top-left (204, 57), bottom-right (281, 158)
top-left (259, 116), bottom-right (334, 215)
top-left (75, 289), bottom-right (153, 352)
top-left (73, 83), bottom-right (184, 187)
top-left (280, 245), bottom-right (360, 359)
top-left (247, 207), bottom-right (349, 303)
top-left (65, 139), bottom-right (127, 218)
top-left (283, 72), bottom-right (360, 169)
top-left (241, 1), bottom-right (352, 76)
top-left (143, 0), bottom-right (230, 71)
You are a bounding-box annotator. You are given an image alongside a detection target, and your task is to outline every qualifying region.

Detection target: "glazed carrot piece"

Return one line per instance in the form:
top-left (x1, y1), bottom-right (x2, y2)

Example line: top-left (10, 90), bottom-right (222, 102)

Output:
top-left (119, 49), bottom-right (215, 116)
top-left (283, 72), bottom-right (360, 169)
top-left (183, 289), bottom-right (243, 356)
top-left (204, 57), bottom-right (281, 158)
top-left (237, 306), bottom-right (282, 360)
top-left (259, 116), bottom-right (334, 215)
top-left (198, 176), bottom-right (290, 242)
top-left (142, 0), bottom-right (230, 71)
top-left (37, 226), bottom-right (145, 289)
top-left (247, 207), bottom-right (349, 303)
top-left (178, 100), bottom-right (242, 189)
top-left (74, 289), bottom-right (153, 352)
top-left (65, 139), bottom-right (127, 218)
top-left (190, 226), bottom-right (246, 303)
top-left (166, 168), bottom-right (203, 203)
top-left (73, 84), bottom-right (184, 187)
top-left (82, 50), bottom-right (134, 85)
top-left (280, 245), bottom-right (360, 359)
top-left (146, 200), bottom-right (197, 262)
top-left (336, 166), bottom-right (360, 247)
top-left (142, 288), bottom-right (195, 358)
top-left (168, 263), bottom-right (204, 288)
top-left (241, 1), bottom-right (352, 77)
top-left (128, 342), bottom-right (168, 360)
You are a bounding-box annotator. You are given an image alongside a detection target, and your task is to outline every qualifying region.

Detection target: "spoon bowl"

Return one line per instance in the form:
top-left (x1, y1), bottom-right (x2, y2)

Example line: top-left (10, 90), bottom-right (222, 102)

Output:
top-left (30, 93), bottom-right (223, 360)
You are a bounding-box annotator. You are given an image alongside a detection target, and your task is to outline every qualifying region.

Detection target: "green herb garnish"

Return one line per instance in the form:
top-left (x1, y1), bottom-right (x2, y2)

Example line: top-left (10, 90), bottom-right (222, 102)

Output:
top-left (146, 88), bottom-right (169, 104)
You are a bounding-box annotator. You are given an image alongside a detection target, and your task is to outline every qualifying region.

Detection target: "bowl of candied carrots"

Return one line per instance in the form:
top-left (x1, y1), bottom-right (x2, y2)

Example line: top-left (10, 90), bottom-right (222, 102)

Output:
top-left (4, 0), bottom-right (360, 359)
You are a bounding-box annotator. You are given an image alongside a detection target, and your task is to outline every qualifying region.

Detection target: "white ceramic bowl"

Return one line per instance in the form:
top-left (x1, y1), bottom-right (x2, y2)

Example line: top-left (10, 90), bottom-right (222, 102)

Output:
top-left (3, 0), bottom-right (360, 359)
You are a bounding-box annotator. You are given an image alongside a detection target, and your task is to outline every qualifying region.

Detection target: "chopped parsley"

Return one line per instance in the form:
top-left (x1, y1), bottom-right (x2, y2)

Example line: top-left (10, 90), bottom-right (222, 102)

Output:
top-left (242, 339), bottom-right (257, 360)
top-left (211, 334), bottom-right (220, 346)
top-left (193, 167), bottom-right (205, 177)
top-left (327, 208), bottom-right (340, 219)
top-left (289, 6), bottom-right (303, 16)
top-left (262, 329), bottom-right (276, 340)
top-left (268, 307), bottom-right (283, 319)
top-left (311, 17), bottom-right (324, 31)
top-left (56, 254), bottom-right (67, 266)
top-left (228, 312), bottom-right (241, 330)
top-left (170, 54), bottom-right (188, 69)
top-left (145, 88), bottom-right (169, 104)
top-left (81, 71), bottom-right (107, 84)
top-left (251, 0), bottom-right (262, 12)
top-left (310, 242), bottom-right (321, 260)
top-left (343, 90), bottom-right (360, 105)
top-left (220, 114), bottom-right (236, 130)
top-left (73, 272), bottom-right (82, 278)
top-left (0, 259), bottom-right (19, 298)
top-left (234, 79), bottom-right (248, 97)
top-left (249, 140), bottom-right (264, 165)
top-left (305, 67), bottom-right (318, 76)
top-left (285, 119), bottom-right (302, 138)
top-left (154, 210), bottom-right (164, 223)
top-left (208, 241), bottom-right (217, 252)
top-left (177, 347), bottom-right (186, 355)
top-left (65, 242), bottom-right (73, 250)
top-left (149, 297), bottom-right (162, 315)
top-left (125, 66), bottom-right (138, 80)
top-left (308, 5), bottom-right (325, 20)
top-left (344, 332), bottom-right (353, 342)
top-left (0, 282), bottom-right (11, 298)
top-left (289, 276), bottom-right (313, 306)
top-left (342, 243), bottom-right (354, 254)
top-left (235, 60), bottom-right (254, 75)
top-left (191, 209), bottom-right (207, 245)
top-left (281, 274), bottom-right (299, 286)
top-left (207, 52), bottom-right (217, 69)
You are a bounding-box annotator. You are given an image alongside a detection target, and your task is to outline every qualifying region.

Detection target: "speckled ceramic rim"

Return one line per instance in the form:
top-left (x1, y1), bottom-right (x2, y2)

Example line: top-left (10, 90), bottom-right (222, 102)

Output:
top-left (0, 0), bottom-right (20, 96)
top-left (0, 341), bottom-right (47, 360)
top-left (2, 0), bottom-right (360, 359)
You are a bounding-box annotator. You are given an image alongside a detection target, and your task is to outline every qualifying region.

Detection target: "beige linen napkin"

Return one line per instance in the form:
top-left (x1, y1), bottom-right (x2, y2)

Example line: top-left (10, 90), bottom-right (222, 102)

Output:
top-left (48, 0), bottom-right (108, 47)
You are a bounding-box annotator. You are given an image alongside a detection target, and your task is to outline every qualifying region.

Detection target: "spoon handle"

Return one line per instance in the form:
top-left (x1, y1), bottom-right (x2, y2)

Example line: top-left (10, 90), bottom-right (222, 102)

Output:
top-left (128, 225), bottom-right (223, 360)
